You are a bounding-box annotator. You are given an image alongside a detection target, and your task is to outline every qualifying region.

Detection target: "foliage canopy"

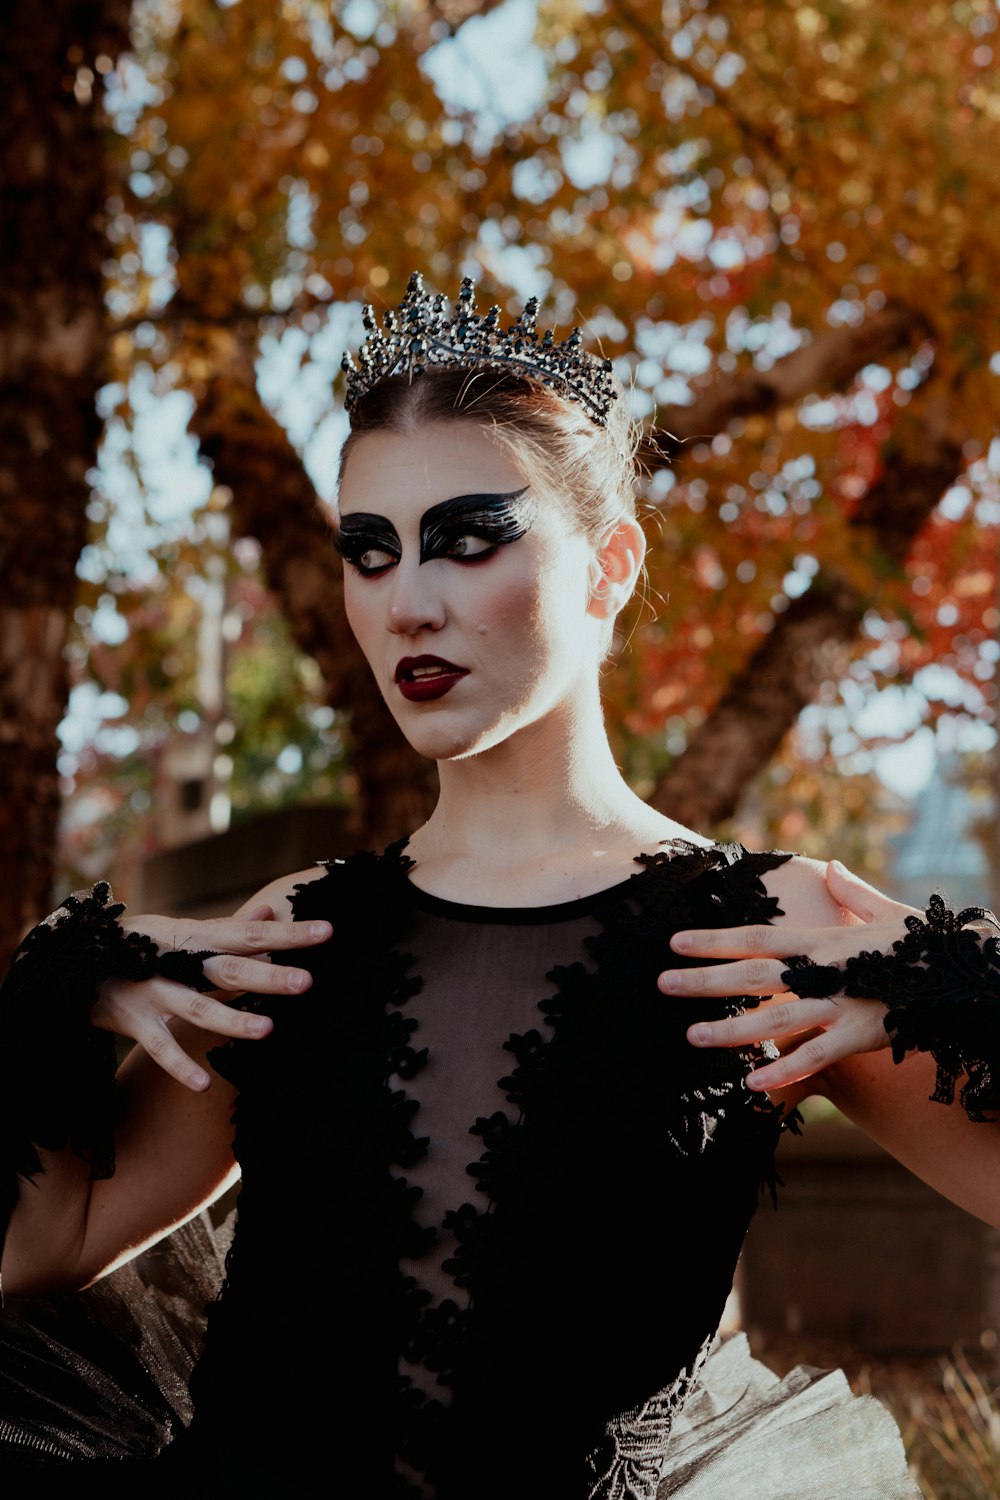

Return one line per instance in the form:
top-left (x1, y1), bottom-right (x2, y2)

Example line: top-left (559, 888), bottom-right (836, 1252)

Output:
top-left (65, 0), bottom-right (1000, 886)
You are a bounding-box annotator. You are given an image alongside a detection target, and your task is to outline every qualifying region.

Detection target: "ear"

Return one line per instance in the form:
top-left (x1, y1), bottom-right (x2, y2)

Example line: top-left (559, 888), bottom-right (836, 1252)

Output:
top-left (586, 517), bottom-right (645, 621)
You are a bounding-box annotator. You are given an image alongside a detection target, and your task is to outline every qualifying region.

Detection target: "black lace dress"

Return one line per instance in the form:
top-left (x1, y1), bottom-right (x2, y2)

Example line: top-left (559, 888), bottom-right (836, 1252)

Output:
top-left (0, 839), bottom-right (917, 1498)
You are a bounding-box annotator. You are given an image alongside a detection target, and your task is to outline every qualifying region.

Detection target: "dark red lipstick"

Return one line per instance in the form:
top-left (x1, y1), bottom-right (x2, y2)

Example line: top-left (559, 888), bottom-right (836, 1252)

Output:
top-left (394, 655), bottom-right (469, 702)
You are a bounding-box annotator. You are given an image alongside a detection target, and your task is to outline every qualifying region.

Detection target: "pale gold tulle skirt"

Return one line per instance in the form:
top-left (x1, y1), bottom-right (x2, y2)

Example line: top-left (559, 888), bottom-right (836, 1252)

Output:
top-left (658, 1333), bottom-right (919, 1499)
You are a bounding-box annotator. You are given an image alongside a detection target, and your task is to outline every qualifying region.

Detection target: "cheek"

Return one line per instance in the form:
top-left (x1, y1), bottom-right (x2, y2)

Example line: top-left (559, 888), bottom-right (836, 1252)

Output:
top-left (470, 570), bottom-right (550, 649)
top-left (472, 565), bottom-right (591, 673)
top-left (343, 580), bottom-right (380, 660)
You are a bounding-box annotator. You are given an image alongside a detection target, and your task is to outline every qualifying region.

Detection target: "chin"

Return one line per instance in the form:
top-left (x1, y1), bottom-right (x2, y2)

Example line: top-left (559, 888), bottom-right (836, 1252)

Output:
top-left (391, 715), bottom-right (479, 763)
top-left (393, 710), bottom-right (511, 765)
top-left (419, 735), bottom-right (479, 763)
top-left (385, 684), bottom-right (541, 763)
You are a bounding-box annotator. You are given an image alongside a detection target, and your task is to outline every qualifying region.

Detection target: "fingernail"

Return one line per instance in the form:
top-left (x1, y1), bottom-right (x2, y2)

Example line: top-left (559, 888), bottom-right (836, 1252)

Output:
top-left (660, 972), bottom-right (682, 993)
top-left (690, 1024), bottom-right (712, 1046)
top-left (287, 970), bottom-right (309, 992)
top-left (745, 1072), bottom-right (765, 1090)
top-left (248, 1016), bottom-right (271, 1037)
top-left (192, 1071), bottom-right (210, 1092)
top-left (672, 932), bottom-right (693, 951)
top-left (308, 922), bottom-right (332, 940)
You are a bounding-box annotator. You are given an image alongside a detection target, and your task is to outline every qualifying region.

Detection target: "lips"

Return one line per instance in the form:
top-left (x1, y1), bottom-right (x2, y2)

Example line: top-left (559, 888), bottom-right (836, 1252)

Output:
top-left (394, 655), bottom-right (470, 703)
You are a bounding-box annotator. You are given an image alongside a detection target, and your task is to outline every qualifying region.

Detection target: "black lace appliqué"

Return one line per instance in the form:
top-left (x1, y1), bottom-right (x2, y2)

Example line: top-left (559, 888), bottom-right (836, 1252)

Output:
top-left (782, 894), bottom-right (1000, 1122)
top-left (196, 843), bottom-right (435, 1498)
top-left (0, 883), bottom-right (216, 1259)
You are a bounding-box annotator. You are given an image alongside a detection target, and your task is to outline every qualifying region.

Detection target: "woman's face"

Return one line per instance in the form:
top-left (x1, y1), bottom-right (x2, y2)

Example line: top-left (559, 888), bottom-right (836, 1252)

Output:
top-left (336, 420), bottom-right (604, 763)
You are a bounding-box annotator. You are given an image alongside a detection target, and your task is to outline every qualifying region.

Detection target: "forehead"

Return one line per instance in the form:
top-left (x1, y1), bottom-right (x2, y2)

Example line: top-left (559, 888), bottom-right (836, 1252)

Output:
top-left (338, 421), bottom-right (527, 516)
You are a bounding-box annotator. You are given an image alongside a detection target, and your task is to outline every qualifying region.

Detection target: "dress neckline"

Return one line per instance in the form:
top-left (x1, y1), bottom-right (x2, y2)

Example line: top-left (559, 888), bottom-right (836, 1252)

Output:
top-left (405, 874), bottom-right (640, 925)
top-left (402, 836), bottom-right (717, 926)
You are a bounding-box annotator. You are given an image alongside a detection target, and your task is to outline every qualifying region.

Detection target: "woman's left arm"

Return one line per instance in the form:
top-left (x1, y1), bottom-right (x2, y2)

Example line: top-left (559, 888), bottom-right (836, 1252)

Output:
top-left (658, 856), bottom-right (1000, 1228)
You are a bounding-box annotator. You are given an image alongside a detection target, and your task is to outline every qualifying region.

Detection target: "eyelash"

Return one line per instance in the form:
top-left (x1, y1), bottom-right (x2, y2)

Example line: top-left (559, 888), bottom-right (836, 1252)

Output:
top-left (348, 549), bottom-right (397, 577)
top-left (334, 532), bottom-right (398, 576)
top-left (434, 533), bottom-right (499, 563)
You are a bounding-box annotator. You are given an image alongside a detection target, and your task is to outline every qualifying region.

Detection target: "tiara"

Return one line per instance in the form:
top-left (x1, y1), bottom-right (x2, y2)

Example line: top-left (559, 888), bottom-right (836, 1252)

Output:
top-left (340, 271), bottom-right (619, 427)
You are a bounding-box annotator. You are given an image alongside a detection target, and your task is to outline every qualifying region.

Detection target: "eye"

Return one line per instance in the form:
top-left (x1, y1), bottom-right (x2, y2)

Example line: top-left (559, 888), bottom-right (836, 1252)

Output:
top-left (333, 515), bottom-right (401, 575)
top-left (445, 533), bottom-right (497, 561)
top-left (353, 547), bottom-right (397, 576)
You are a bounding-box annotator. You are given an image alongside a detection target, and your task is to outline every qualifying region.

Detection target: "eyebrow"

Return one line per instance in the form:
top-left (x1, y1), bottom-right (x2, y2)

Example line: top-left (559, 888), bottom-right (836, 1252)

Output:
top-left (337, 489), bottom-right (530, 526)
top-left (422, 489), bottom-right (530, 531)
top-left (335, 512), bottom-right (399, 535)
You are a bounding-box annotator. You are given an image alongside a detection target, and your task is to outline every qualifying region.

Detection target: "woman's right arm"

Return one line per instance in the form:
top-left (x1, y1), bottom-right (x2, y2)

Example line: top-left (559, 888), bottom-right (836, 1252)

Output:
top-left (0, 868), bottom-right (329, 1295)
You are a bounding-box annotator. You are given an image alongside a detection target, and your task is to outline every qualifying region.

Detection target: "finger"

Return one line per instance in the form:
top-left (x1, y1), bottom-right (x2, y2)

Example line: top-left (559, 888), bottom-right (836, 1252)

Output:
top-left (824, 860), bottom-right (909, 924)
top-left (744, 1030), bottom-right (847, 1092)
top-left (198, 916), bottom-right (332, 954)
top-left (133, 1017), bottom-right (218, 1092)
top-left (669, 923), bottom-right (803, 960)
top-left (189, 906), bottom-right (329, 954)
top-left (97, 977), bottom-right (275, 1050)
top-left (173, 986), bottom-right (274, 1040)
top-left (201, 952), bottom-right (313, 996)
top-left (743, 1007), bottom-right (890, 1091)
top-left (658, 956), bottom-right (788, 997)
top-left (686, 998), bottom-right (838, 1049)
top-left (131, 915), bottom-right (332, 955)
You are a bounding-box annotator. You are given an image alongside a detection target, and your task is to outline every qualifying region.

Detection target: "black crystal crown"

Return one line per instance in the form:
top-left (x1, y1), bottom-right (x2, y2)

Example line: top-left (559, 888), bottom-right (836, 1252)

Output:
top-left (341, 271), bottom-right (619, 427)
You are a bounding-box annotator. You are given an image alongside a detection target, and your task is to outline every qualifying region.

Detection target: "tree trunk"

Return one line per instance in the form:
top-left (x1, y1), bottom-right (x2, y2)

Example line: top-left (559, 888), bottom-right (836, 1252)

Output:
top-left (0, 1), bottom-right (131, 965)
top-left (185, 329), bottom-right (437, 846)
top-left (650, 390), bottom-right (964, 829)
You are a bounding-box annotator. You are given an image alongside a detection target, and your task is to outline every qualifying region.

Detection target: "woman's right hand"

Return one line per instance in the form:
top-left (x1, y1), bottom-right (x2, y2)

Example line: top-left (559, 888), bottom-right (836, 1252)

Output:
top-left (91, 903), bottom-right (332, 1092)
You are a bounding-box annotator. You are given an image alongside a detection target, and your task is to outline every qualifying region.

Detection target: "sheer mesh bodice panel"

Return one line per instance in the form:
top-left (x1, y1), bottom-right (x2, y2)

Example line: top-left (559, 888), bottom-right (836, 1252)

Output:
top-left (387, 888), bottom-right (639, 1496)
top-left (392, 887), bottom-right (613, 1389)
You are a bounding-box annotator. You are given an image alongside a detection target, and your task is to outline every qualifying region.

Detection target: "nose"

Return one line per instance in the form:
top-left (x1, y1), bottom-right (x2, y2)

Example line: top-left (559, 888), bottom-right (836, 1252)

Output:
top-left (386, 557), bottom-right (446, 637)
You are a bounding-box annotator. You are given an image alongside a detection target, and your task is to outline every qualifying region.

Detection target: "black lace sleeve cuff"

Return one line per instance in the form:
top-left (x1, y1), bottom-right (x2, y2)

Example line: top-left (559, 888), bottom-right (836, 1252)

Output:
top-left (0, 883), bottom-right (216, 1247)
top-left (780, 894), bottom-right (1000, 1121)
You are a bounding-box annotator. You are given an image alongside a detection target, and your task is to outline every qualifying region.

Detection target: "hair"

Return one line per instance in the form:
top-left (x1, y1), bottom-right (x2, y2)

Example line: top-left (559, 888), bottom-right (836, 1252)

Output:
top-left (336, 365), bottom-right (641, 541)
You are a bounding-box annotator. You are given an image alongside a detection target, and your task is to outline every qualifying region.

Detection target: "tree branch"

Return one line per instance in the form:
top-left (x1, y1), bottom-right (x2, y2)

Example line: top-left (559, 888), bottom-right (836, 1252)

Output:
top-left (640, 300), bottom-right (928, 465)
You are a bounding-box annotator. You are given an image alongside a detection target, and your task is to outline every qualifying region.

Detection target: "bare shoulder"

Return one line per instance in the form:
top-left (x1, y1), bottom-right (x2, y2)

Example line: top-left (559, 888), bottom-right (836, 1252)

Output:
top-left (756, 852), bottom-right (861, 930)
top-left (235, 864), bottom-right (330, 921)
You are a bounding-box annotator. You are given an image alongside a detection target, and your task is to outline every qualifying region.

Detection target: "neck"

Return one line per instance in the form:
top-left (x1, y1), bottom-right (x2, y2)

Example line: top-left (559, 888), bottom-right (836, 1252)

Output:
top-left (410, 687), bottom-right (672, 874)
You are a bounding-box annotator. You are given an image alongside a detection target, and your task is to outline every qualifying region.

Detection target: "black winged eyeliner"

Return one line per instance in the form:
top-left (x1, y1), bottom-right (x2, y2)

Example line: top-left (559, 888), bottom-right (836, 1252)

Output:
top-left (333, 513), bottom-right (402, 573)
top-left (420, 488), bottom-right (534, 562)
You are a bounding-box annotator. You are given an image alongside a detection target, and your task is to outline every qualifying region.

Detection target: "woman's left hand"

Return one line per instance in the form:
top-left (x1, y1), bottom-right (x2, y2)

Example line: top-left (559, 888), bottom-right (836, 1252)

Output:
top-left (657, 860), bottom-right (920, 1093)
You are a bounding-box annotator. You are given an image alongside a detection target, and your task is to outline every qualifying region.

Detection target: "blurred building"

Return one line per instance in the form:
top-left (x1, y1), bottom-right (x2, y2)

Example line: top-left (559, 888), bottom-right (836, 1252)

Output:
top-left (887, 750), bottom-right (995, 912)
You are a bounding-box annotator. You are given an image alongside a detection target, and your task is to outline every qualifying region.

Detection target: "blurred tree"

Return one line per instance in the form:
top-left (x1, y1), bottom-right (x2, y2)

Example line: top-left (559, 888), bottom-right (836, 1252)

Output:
top-left (0, 0), bottom-right (131, 962)
top-left (7, 0), bottom-right (1000, 958)
top-left (131, 0), bottom-right (997, 758)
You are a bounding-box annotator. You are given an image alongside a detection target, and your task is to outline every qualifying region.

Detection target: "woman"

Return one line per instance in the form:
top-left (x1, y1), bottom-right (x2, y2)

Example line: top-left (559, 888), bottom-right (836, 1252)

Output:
top-left (3, 273), bottom-right (999, 1497)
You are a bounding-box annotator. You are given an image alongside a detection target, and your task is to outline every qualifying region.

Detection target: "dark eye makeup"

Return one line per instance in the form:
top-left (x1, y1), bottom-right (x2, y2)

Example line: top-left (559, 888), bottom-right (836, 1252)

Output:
top-left (335, 488), bottom-right (534, 576)
top-left (419, 488), bottom-right (534, 563)
top-left (333, 513), bottom-right (402, 576)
